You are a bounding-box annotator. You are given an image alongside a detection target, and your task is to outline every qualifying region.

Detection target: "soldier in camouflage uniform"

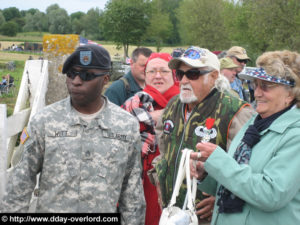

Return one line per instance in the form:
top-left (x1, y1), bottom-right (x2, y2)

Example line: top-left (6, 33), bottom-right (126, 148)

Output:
top-left (154, 46), bottom-right (254, 224)
top-left (0, 44), bottom-right (146, 224)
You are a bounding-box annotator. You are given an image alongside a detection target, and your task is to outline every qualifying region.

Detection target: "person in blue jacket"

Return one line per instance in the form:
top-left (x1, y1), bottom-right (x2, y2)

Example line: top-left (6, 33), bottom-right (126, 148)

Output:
top-left (190, 50), bottom-right (300, 225)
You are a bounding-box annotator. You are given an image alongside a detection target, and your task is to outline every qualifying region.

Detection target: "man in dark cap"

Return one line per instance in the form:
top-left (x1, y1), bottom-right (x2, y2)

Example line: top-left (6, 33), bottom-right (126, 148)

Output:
top-left (1, 44), bottom-right (146, 224)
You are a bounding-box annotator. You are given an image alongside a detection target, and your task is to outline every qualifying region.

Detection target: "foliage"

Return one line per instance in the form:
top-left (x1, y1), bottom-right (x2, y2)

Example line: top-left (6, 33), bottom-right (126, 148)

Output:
top-left (2, 7), bottom-right (21, 22)
top-left (70, 12), bottom-right (85, 34)
top-left (12, 17), bottom-right (26, 32)
top-left (0, 0), bottom-right (299, 59)
top-left (221, 0), bottom-right (300, 58)
top-left (81, 8), bottom-right (103, 40)
top-left (26, 8), bottom-right (39, 16)
top-left (101, 0), bottom-right (150, 58)
top-left (145, 0), bottom-right (173, 52)
top-left (0, 12), bottom-right (6, 27)
top-left (0, 21), bottom-right (18, 37)
top-left (145, 12), bottom-right (173, 52)
top-left (46, 5), bottom-right (71, 34)
top-left (71, 18), bottom-right (84, 35)
top-left (159, 0), bottom-right (183, 44)
top-left (245, 0), bottom-right (300, 52)
top-left (46, 4), bottom-right (60, 14)
top-left (177, 0), bottom-right (230, 50)
top-left (70, 12), bottom-right (85, 21)
top-left (23, 11), bottom-right (48, 33)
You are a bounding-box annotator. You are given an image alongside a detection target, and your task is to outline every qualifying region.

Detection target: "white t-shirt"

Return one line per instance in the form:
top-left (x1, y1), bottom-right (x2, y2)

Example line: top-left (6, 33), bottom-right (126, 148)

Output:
top-left (74, 100), bottom-right (106, 123)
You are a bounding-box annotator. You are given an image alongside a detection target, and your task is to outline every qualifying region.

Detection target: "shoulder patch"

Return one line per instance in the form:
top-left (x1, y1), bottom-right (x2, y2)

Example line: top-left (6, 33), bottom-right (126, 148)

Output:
top-left (20, 127), bottom-right (29, 145)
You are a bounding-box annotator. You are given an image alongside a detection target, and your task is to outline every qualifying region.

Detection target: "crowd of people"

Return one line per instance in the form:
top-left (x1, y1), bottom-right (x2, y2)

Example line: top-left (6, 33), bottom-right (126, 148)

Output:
top-left (1, 43), bottom-right (300, 225)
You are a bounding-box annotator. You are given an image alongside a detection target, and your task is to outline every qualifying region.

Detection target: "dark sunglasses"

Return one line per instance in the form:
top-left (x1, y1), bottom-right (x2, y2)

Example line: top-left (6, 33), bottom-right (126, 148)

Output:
top-left (66, 70), bottom-right (109, 81)
top-left (176, 69), bottom-right (211, 81)
top-left (236, 58), bottom-right (248, 64)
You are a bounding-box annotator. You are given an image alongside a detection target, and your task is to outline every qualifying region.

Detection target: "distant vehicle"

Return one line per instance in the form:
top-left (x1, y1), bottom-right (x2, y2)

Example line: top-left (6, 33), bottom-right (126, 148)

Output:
top-left (24, 42), bottom-right (42, 52)
top-left (13, 47), bottom-right (23, 52)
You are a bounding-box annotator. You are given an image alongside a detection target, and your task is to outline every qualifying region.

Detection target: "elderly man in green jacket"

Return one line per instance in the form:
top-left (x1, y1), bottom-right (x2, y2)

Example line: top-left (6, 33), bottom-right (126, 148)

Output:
top-left (154, 46), bottom-right (254, 224)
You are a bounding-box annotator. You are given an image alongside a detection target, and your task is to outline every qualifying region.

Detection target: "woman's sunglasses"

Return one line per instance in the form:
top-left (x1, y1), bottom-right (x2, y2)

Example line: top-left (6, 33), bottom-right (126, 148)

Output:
top-left (253, 80), bottom-right (279, 92)
top-left (176, 69), bottom-right (211, 81)
top-left (66, 69), bottom-right (109, 81)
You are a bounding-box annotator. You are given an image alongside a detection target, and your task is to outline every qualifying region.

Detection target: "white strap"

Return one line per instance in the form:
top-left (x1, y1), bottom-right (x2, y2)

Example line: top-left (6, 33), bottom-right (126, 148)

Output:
top-left (169, 149), bottom-right (187, 206)
top-left (169, 149), bottom-right (197, 211)
top-left (192, 160), bottom-right (197, 205)
top-left (185, 150), bottom-right (197, 211)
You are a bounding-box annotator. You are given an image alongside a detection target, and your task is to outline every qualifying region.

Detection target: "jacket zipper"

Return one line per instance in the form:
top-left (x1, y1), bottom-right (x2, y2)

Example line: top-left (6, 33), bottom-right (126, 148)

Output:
top-left (172, 104), bottom-right (195, 190)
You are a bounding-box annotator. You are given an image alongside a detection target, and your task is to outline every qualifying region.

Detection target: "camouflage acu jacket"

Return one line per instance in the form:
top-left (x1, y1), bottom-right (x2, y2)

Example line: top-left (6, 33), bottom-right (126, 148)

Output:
top-left (155, 89), bottom-right (249, 208)
top-left (1, 96), bottom-right (145, 225)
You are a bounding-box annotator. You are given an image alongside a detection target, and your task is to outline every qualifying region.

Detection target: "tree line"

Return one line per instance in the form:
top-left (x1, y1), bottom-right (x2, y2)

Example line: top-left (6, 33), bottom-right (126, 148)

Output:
top-left (0, 0), bottom-right (299, 60)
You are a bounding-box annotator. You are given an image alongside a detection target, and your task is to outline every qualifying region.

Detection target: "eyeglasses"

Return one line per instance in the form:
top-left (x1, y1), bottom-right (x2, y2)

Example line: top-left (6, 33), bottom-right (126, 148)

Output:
top-left (236, 58), bottom-right (248, 64)
top-left (146, 70), bottom-right (172, 76)
top-left (176, 69), bottom-right (211, 81)
top-left (66, 69), bottom-right (109, 81)
top-left (253, 80), bottom-right (279, 92)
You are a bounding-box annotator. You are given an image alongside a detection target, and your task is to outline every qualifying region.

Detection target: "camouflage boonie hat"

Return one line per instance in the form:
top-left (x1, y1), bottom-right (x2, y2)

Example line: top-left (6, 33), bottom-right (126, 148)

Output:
top-left (220, 58), bottom-right (238, 70)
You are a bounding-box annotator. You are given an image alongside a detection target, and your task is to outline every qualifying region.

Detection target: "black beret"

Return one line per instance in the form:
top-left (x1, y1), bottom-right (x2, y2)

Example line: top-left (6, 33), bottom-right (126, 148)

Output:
top-left (62, 44), bottom-right (111, 74)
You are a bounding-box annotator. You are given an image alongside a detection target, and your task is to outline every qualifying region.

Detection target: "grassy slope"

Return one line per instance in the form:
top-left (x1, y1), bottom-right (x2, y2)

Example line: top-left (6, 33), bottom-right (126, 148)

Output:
top-left (0, 61), bottom-right (25, 116)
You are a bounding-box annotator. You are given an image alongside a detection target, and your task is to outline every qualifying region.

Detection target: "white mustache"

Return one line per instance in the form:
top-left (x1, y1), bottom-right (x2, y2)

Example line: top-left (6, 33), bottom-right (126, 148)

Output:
top-left (180, 84), bottom-right (193, 91)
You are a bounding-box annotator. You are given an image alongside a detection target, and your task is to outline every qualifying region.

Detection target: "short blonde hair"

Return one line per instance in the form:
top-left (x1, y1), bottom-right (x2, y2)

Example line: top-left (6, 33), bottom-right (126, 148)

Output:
top-left (256, 50), bottom-right (300, 108)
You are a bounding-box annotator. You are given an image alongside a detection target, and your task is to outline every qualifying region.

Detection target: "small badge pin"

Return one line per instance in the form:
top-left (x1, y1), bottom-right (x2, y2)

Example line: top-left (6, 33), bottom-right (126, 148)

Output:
top-left (194, 118), bottom-right (217, 142)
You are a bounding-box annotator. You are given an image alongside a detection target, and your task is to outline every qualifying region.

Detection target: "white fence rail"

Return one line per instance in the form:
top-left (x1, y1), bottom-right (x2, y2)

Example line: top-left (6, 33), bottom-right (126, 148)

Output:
top-left (0, 60), bottom-right (48, 199)
top-left (0, 105), bottom-right (7, 200)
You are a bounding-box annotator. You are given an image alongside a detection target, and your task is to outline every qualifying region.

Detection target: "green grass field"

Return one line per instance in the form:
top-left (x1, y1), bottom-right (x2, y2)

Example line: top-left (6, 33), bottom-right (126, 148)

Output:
top-left (0, 60), bottom-right (25, 116)
top-left (0, 32), bottom-right (46, 43)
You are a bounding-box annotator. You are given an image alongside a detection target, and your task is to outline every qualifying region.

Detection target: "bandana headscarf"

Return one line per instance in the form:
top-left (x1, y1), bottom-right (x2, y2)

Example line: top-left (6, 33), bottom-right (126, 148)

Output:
top-left (144, 52), bottom-right (179, 82)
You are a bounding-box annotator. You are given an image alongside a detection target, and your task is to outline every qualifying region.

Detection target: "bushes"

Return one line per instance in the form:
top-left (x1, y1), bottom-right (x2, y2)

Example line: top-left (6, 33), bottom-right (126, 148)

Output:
top-left (0, 21), bottom-right (18, 37)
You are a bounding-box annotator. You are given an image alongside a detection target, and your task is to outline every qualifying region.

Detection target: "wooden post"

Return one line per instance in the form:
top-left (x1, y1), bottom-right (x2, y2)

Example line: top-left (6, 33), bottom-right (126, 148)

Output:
top-left (43, 34), bottom-right (79, 105)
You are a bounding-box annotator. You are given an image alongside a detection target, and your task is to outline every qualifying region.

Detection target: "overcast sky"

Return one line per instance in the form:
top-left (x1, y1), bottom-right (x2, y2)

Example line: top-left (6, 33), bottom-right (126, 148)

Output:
top-left (0, 0), bottom-right (109, 14)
